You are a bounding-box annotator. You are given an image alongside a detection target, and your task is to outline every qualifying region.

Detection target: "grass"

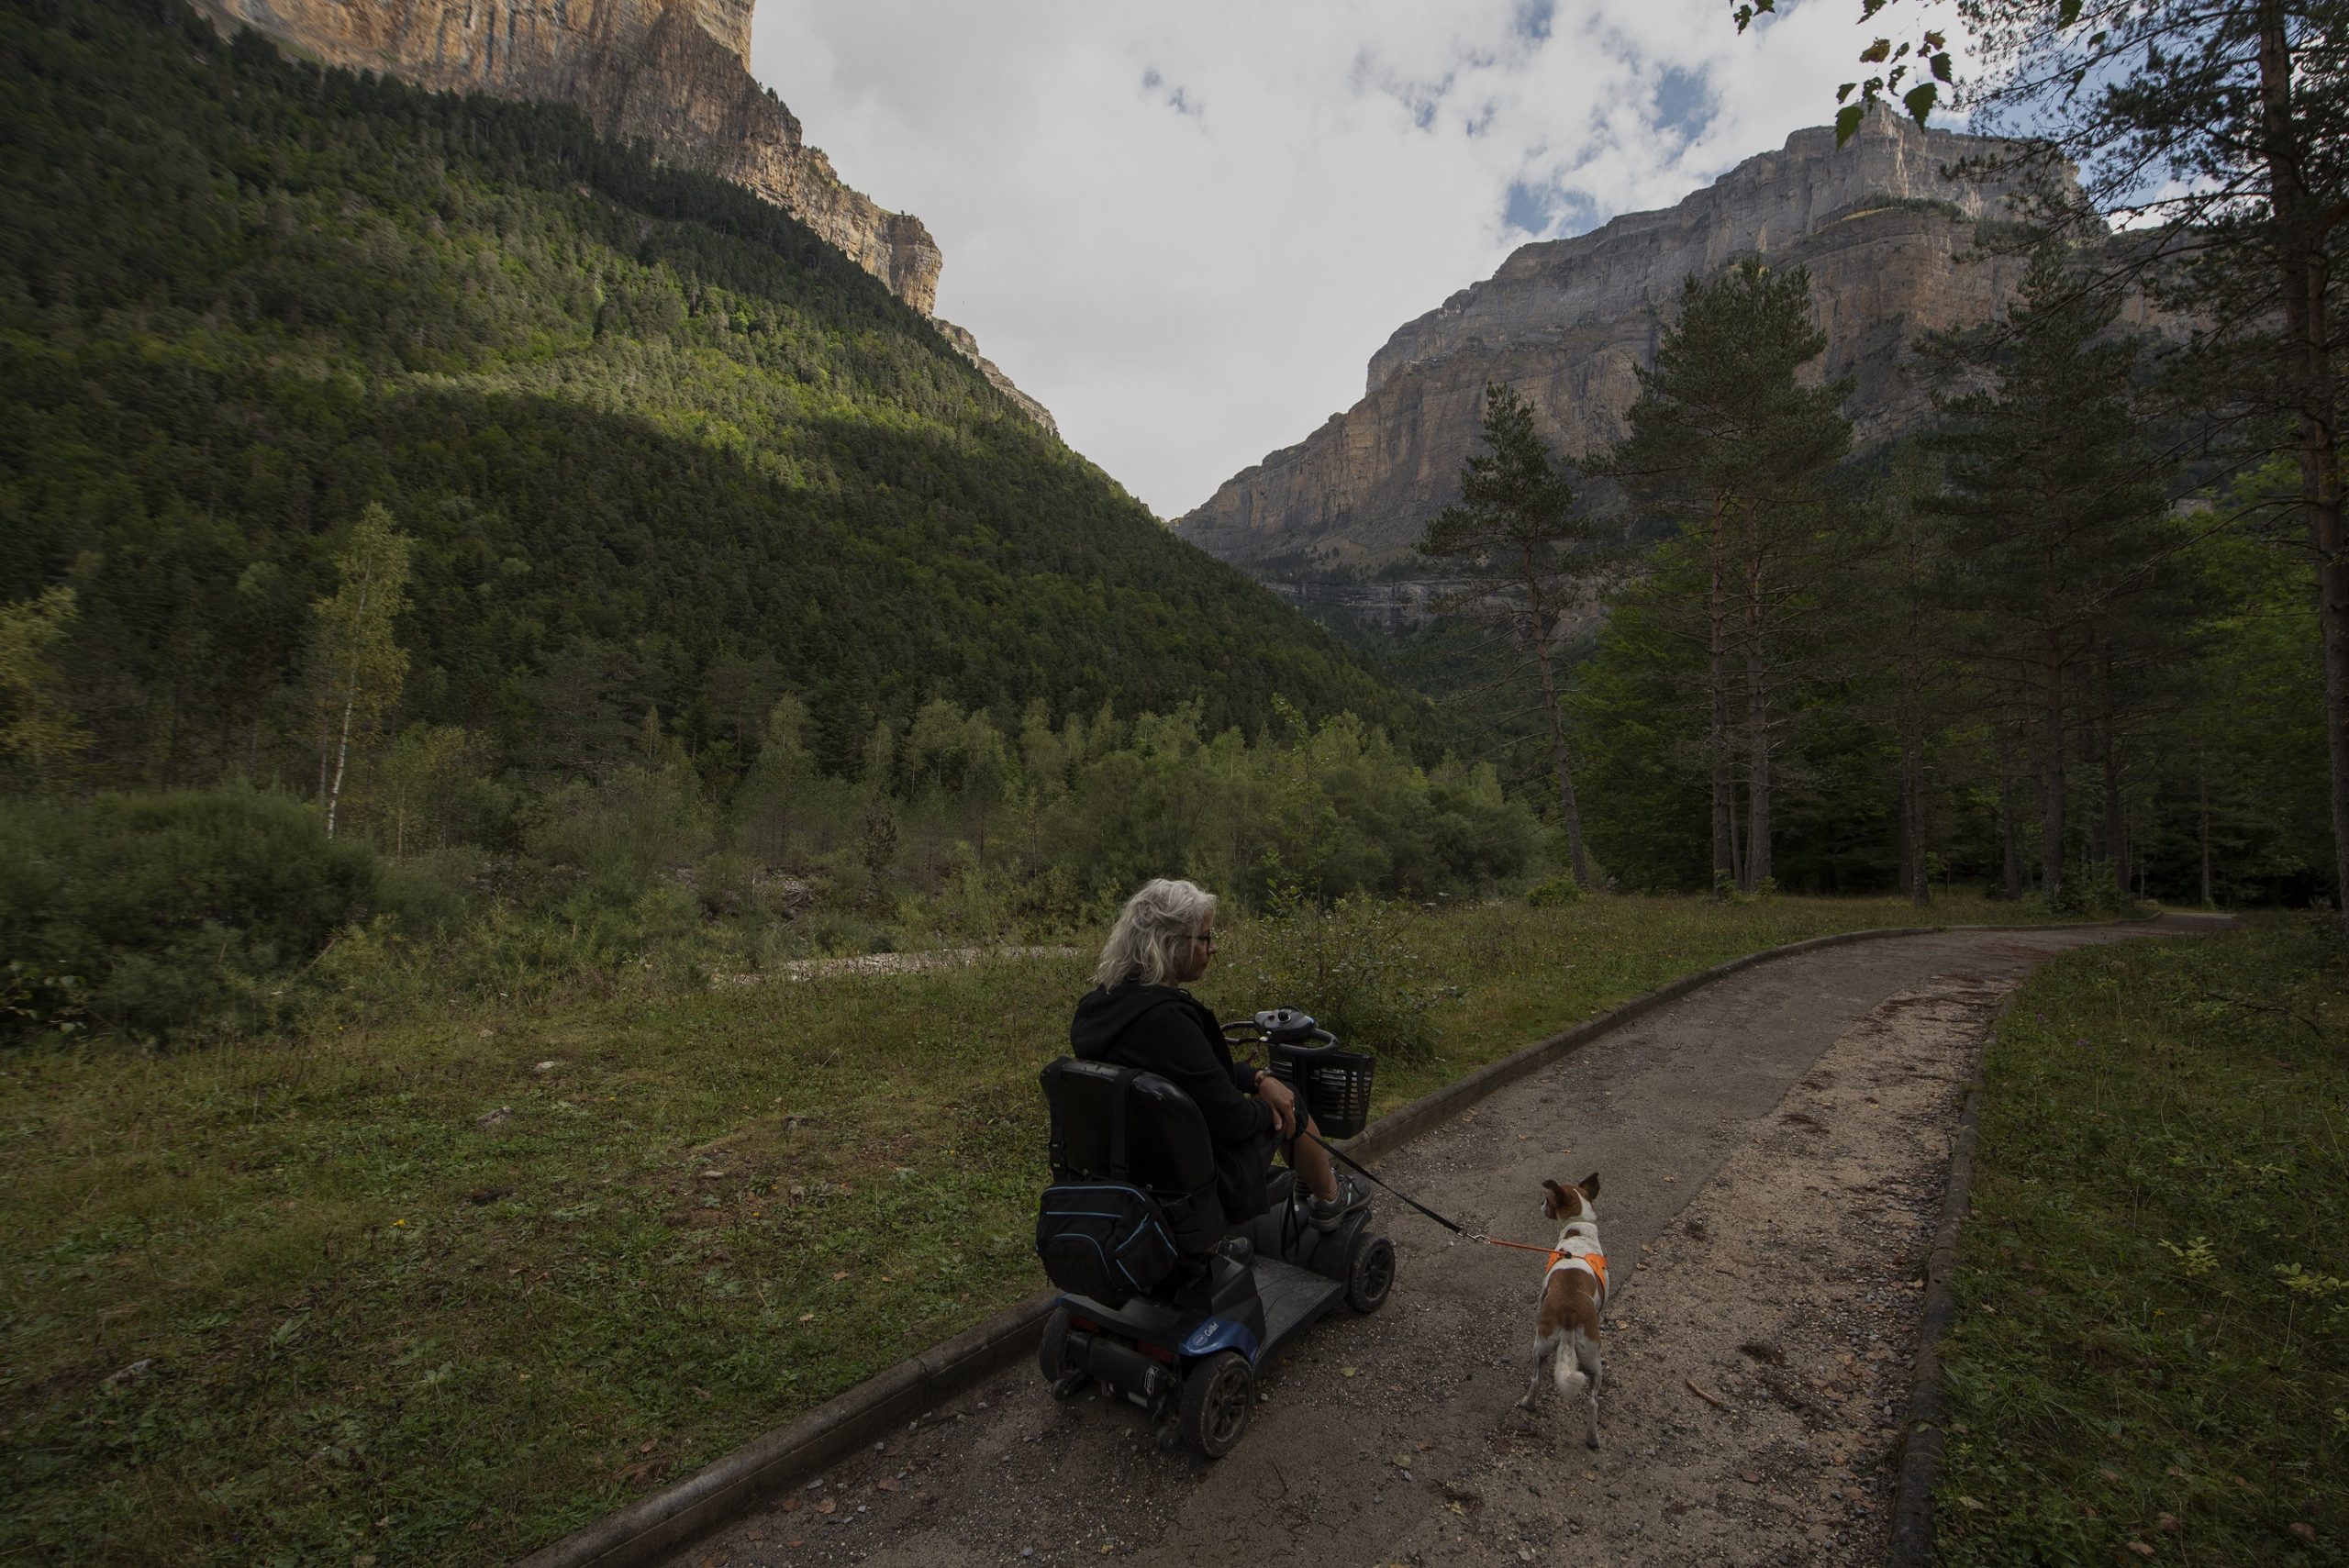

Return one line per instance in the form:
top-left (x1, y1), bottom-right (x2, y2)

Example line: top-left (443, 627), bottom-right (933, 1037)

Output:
top-left (1936, 915), bottom-right (2349, 1566)
top-left (1, 889), bottom-right (2083, 1564)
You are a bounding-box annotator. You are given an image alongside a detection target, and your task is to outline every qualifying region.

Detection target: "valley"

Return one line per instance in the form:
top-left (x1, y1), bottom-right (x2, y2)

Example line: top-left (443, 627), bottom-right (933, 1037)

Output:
top-left (1, 2), bottom-right (2342, 1564)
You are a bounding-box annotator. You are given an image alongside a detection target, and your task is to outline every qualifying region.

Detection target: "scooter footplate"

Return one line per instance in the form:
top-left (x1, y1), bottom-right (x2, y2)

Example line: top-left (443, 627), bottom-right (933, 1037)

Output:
top-left (1254, 1257), bottom-right (1345, 1353)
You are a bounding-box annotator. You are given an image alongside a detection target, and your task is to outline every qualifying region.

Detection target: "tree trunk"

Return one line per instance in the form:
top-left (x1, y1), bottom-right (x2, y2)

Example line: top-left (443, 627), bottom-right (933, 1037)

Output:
top-left (1528, 569), bottom-right (1594, 887)
top-left (1997, 711), bottom-right (2026, 900)
top-left (2258, 2), bottom-right (2349, 938)
top-left (1910, 754), bottom-right (1932, 906)
top-left (2041, 619), bottom-right (2067, 906)
top-left (1745, 706), bottom-right (1771, 891)
top-left (1727, 771), bottom-right (1743, 888)
top-left (2095, 656), bottom-right (2125, 872)
top-left (327, 680), bottom-right (358, 839)
top-left (324, 564), bottom-right (374, 840)
top-left (1742, 503), bottom-right (1772, 893)
top-left (1895, 779), bottom-right (1913, 898)
top-left (1708, 498), bottom-right (1733, 897)
top-left (1902, 674), bottom-right (1929, 907)
top-left (2199, 742), bottom-right (2214, 907)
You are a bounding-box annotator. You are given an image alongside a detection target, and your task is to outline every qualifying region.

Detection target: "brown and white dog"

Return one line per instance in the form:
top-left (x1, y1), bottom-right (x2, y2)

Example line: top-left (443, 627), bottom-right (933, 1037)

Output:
top-left (1517, 1173), bottom-right (1607, 1447)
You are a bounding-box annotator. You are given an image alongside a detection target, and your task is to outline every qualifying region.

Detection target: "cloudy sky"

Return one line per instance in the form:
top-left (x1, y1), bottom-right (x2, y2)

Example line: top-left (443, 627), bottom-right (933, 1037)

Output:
top-left (750, 1), bottom-right (1943, 519)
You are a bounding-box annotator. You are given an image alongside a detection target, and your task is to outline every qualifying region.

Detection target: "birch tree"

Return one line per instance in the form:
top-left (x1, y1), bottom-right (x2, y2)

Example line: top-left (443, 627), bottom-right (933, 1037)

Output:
top-left (309, 504), bottom-right (412, 838)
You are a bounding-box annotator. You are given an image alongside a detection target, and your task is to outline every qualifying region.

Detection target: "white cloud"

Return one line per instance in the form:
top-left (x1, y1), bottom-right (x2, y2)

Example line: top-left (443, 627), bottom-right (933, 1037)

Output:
top-left (751, 1), bottom-right (1960, 517)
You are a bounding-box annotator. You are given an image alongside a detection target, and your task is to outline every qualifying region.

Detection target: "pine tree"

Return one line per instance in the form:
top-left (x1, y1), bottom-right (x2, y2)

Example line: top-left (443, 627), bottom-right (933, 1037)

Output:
top-left (1926, 252), bottom-right (2179, 906)
top-left (1418, 384), bottom-right (1609, 886)
top-left (1601, 261), bottom-right (1854, 894)
top-left (1849, 446), bottom-right (1965, 906)
top-left (1759, 0), bottom-right (2349, 929)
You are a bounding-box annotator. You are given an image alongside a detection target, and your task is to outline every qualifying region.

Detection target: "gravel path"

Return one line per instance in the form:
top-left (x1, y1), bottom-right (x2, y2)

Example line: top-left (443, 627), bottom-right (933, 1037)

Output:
top-left (710, 947), bottom-right (1079, 985)
top-left (670, 917), bottom-right (2223, 1568)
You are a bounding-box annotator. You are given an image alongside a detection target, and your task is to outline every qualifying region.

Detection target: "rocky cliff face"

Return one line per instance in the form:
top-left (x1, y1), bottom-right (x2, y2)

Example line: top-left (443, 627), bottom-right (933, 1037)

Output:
top-left (195, 0), bottom-right (1054, 428)
top-left (1177, 108), bottom-right (2045, 573)
top-left (934, 322), bottom-right (1061, 439)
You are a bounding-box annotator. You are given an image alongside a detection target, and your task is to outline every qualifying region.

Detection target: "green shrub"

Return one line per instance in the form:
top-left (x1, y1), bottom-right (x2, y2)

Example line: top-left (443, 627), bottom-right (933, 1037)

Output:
top-left (373, 845), bottom-right (485, 936)
top-left (1219, 894), bottom-right (1443, 1063)
top-left (1525, 873), bottom-right (1585, 907)
top-left (2048, 859), bottom-right (2142, 917)
top-left (519, 763), bottom-right (713, 907)
top-left (0, 789), bottom-right (378, 1044)
top-left (792, 906), bottom-right (893, 959)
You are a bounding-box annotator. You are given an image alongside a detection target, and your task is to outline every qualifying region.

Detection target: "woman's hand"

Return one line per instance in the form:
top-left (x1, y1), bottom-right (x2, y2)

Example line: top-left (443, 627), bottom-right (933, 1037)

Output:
top-left (1255, 1070), bottom-right (1298, 1139)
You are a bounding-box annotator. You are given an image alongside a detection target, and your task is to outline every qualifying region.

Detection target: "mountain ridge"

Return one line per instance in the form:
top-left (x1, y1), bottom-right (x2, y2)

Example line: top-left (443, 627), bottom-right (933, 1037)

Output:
top-left (1176, 107), bottom-right (2061, 573)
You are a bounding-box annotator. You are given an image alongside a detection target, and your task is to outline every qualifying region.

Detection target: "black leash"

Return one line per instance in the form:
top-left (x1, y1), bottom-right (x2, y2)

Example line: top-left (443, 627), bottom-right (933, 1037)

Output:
top-left (1302, 1129), bottom-right (1468, 1235)
top-left (1291, 1128), bottom-right (1563, 1257)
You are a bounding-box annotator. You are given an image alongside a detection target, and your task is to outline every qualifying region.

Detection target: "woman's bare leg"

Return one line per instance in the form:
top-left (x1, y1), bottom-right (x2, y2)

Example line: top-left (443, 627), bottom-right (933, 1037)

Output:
top-left (1291, 1116), bottom-right (1338, 1203)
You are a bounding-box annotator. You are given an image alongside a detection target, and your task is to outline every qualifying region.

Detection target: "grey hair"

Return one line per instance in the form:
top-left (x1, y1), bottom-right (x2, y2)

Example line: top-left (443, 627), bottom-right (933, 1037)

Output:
top-left (1093, 878), bottom-right (1218, 989)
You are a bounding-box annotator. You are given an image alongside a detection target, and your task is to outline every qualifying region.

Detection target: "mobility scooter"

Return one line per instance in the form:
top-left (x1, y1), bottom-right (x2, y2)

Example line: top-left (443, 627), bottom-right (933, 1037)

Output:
top-left (1032, 1009), bottom-right (1397, 1458)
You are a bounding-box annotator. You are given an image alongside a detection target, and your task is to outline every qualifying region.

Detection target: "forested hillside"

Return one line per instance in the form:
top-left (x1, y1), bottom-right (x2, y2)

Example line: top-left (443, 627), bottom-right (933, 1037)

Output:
top-left (0, 0), bottom-right (1549, 1046)
top-left (0, 0), bottom-right (1414, 789)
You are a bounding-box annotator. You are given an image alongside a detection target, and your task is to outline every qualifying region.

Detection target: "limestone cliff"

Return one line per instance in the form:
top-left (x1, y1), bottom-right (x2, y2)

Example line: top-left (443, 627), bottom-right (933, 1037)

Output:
top-left (935, 321), bottom-right (1061, 439)
top-left (1177, 108), bottom-right (2047, 573)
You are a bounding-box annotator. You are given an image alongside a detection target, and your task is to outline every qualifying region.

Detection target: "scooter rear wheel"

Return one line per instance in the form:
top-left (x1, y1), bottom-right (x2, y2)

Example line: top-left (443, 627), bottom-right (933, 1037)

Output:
top-left (1175, 1351), bottom-right (1252, 1459)
top-left (1037, 1307), bottom-right (1089, 1399)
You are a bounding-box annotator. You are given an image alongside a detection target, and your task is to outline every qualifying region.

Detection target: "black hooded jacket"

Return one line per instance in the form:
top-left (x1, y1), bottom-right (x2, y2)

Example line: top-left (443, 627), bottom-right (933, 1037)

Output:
top-left (1069, 980), bottom-right (1275, 1218)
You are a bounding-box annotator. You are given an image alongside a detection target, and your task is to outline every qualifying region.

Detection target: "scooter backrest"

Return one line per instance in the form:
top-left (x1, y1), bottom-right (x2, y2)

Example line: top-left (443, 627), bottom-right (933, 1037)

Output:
top-left (1038, 1058), bottom-right (1232, 1262)
top-left (1040, 1058), bottom-right (1218, 1194)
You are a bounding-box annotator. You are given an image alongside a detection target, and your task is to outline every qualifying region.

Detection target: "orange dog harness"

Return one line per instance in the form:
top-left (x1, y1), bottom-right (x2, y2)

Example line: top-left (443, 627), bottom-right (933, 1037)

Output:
top-left (1545, 1245), bottom-right (1608, 1301)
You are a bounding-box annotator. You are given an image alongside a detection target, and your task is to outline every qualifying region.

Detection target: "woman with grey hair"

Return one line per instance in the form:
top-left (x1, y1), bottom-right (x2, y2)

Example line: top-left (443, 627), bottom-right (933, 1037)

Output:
top-left (1069, 878), bottom-right (1364, 1228)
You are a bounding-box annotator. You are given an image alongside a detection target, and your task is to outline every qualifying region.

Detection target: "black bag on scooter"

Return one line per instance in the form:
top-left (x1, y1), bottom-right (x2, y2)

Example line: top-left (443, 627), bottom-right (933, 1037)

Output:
top-left (1033, 1180), bottom-right (1177, 1306)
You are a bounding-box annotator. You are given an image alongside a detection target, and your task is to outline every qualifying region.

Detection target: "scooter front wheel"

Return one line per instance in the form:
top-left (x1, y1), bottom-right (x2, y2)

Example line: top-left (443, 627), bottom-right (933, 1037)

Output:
top-left (1346, 1232), bottom-right (1396, 1314)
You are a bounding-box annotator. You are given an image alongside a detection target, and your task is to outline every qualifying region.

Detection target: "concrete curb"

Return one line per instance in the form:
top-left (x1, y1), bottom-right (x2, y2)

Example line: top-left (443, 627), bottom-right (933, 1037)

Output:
top-left (510, 1292), bottom-right (1054, 1568)
top-left (514, 912), bottom-right (2161, 1568)
top-left (1887, 1028), bottom-right (2001, 1568)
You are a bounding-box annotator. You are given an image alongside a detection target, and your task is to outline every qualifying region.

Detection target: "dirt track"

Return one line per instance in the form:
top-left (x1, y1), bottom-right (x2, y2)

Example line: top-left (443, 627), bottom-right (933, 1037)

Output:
top-left (671, 917), bottom-right (2224, 1568)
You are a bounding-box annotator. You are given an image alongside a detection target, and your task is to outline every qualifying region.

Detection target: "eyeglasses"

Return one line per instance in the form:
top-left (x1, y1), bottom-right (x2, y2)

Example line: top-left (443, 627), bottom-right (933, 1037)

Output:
top-left (1189, 929), bottom-right (1218, 949)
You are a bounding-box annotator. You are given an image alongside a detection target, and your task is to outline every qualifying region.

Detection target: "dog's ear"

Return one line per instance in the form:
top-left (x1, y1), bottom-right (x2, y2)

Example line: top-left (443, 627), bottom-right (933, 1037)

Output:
top-left (1578, 1172), bottom-right (1601, 1201)
top-left (1541, 1178), bottom-right (1566, 1216)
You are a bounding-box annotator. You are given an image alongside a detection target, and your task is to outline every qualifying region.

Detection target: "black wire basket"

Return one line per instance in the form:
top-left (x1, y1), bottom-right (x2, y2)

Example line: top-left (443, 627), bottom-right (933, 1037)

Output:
top-left (1269, 1040), bottom-right (1375, 1140)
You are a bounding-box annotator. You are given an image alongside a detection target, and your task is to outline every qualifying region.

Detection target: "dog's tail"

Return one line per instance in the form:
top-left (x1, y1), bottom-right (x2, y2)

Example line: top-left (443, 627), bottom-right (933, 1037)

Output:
top-left (1554, 1326), bottom-right (1598, 1397)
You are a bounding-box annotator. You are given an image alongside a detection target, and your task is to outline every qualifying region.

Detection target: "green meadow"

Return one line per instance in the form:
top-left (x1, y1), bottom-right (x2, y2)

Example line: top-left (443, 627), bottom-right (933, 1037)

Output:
top-left (1938, 917), bottom-right (2348, 1566)
top-left (3, 891), bottom-right (2058, 1566)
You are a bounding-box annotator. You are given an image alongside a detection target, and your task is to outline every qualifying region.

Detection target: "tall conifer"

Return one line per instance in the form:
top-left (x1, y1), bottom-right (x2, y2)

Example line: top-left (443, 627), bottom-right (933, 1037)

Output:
top-left (1926, 253), bottom-right (2179, 905)
top-left (1419, 384), bottom-right (1608, 886)
top-left (1602, 261), bottom-right (1853, 894)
